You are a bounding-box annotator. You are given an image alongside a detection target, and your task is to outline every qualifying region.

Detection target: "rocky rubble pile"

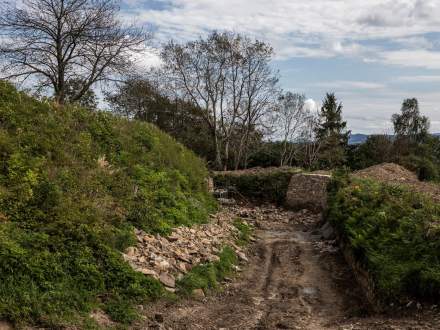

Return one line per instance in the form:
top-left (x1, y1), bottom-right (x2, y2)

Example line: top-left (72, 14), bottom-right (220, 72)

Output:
top-left (354, 162), bottom-right (440, 203)
top-left (123, 204), bottom-right (323, 292)
top-left (229, 204), bottom-right (295, 223)
top-left (354, 163), bottom-right (419, 184)
top-left (123, 210), bottom-right (249, 290)
top-left (225, 204), bottom-right (320, 234)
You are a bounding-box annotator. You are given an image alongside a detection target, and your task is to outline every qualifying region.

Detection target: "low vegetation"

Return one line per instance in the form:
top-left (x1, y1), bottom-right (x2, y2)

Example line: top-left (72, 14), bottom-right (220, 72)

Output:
top-left (176, 247), bottom-right (238, 296)
top-left (177, 219), bottom-right (253, 297)
top-left (233, 218), bottom-right (253, 246)
top-left (0, 82), bottom-right (215, 327)
top-left (214, 167), bottom-right (301, 204)
top-left (327, 171), bottom-right (440, 304)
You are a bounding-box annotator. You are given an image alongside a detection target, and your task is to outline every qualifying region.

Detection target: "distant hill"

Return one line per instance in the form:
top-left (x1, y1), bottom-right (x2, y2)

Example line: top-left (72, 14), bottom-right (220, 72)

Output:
top-left (349, 134), bottom-right (369, 145)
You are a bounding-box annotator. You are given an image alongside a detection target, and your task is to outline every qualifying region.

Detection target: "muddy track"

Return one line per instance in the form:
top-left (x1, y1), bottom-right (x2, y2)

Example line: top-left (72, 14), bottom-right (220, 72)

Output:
top-left (139, 207), bottom-right (440, 330)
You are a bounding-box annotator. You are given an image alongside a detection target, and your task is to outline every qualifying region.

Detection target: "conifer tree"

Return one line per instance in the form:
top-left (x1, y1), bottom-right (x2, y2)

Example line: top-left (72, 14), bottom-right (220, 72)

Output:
top-left (315, 93), bottom-right (350, 168)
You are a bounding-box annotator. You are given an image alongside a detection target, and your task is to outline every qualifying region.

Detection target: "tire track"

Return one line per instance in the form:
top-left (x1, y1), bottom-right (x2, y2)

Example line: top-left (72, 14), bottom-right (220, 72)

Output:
top-left (142, 208), bottom-right (417, 330)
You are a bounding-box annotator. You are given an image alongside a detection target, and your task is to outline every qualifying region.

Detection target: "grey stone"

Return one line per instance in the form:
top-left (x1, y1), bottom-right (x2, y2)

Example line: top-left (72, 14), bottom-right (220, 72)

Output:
top-left (159, 273), bottom-right (176, 288)
top-left (320, 221), bottom-right (335, 240)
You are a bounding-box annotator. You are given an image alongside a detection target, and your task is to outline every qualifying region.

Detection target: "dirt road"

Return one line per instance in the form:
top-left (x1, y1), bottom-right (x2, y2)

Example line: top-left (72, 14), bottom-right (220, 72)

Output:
top-left (140, 206), bottom-right (440, 330)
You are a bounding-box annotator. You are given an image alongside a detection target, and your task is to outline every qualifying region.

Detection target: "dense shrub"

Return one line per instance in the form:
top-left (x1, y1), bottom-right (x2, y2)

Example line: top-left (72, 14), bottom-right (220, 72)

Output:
top-left (214, 168), bottom-right (300, 204)
top-left (327, 172), bottom-right (440, 304)
top-left (398, 155), bottom-right (439, 182)
top-left (0, 82), bottom-right (216, 327)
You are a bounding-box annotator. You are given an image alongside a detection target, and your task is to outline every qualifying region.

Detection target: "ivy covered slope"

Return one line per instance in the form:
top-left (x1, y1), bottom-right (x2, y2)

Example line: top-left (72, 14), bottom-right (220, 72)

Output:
top-left (327, 172), bottom-right (440, 305)
top-left (0, 82), bottom-right (216, 327)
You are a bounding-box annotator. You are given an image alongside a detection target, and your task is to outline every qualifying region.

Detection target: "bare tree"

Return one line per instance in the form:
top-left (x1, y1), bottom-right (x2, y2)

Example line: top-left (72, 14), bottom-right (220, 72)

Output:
top-left (276, 92), bottom-right (307, 166)
top-left (232, 40), bottom-right (279, 169)
top-left (161, 31), bottom-right (279, 170)
top-left (301, 113), bottom-right (322, 170)
top-left (0, 0), bottom-right (149, 105)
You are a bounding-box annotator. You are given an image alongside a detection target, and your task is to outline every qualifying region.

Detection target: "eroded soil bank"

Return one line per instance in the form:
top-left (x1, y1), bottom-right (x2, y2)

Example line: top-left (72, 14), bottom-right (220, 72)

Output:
top-left (137, 204), bottom-right (440, 330)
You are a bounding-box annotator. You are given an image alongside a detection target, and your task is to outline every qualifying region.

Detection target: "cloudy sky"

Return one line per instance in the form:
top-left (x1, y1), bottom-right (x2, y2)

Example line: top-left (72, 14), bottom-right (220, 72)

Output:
top-left (123, 0), bottom-right (440, 134)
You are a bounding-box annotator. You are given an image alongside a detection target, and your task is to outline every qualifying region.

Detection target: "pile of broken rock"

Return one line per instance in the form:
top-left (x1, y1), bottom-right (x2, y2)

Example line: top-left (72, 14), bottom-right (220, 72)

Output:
top-left (123, 209), bottom-right (250, 291)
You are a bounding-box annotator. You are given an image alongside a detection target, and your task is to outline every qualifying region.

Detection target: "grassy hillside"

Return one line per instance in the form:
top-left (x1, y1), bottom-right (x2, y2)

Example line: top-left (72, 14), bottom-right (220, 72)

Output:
top-left (0, 82), bottom-right (216, 327)
top-left (327, 171), bottom-right (440, 305)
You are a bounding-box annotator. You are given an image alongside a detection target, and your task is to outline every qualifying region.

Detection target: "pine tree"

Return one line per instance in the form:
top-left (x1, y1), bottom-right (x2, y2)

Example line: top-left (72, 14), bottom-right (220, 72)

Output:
top-left (315, 93), bottom-right (350, 168)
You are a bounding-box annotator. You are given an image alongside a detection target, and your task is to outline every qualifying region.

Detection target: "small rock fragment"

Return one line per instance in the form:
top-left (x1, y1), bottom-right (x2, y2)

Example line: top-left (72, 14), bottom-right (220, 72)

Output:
top-left (159, 273), bottom-right (176, 288)
top-left (237, 251), bottom-right (248, 262)
top-left (125, 246), bottom-right (136, 256)
top-left (192, 288), bottom-right (205, 300)
top-left (141, 268), bottom-right (158, 277)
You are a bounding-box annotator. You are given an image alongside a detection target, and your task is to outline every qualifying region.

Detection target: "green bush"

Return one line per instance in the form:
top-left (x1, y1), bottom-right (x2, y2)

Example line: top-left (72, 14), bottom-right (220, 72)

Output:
top-left (214, 168), bottom-right (300, 204)
top-left (327, 173), bottom-right (440, 304)
top-left (0, 82), bottom-right (216, 327)
top-left (233, 218), bottom-right (252, 246)
top-left (398, 155), bottom-right (439, 182)
top-left (177, 247), bottom-right (237, 296)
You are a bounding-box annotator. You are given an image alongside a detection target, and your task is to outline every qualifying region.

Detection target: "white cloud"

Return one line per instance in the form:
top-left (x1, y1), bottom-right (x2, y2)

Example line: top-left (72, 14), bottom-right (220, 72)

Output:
top-left (393, 36), bottom-right (434, 49)
top-left (127, 0), bottom-right (440, 64)
top-left (395, 75), bottom-right (440, 83)
top-left (340, 90), bottom-right (440, 133)
top-left (314, 81), bottom-right (387, 90)
top-left (380, 50), bottom-right (440, 69)
top-left (131, 47), bottom-right (163, 70)
top-left (119, 0), bottom-right (440, 133)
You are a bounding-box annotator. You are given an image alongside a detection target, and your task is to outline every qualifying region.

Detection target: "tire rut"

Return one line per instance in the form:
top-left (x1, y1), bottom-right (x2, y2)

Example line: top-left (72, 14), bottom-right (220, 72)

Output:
top-left (140, 206), bottom-right (440, 330)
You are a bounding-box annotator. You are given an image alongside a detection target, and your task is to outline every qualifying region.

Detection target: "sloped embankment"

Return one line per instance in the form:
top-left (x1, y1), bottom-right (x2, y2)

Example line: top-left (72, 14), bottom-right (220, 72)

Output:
top-left (0, 82), bottom-right (215, 328)
top-left (328, 164), bottom-right (440, 309)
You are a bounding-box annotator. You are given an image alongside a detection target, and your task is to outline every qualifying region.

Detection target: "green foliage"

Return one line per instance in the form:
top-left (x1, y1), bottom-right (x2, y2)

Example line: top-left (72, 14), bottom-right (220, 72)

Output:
top-left (0, 82), bottom-right (215, 327)
top-left (177, 247), bottom-right (237, 296)
top-left (316, 93), bottom-right (351, 169)
top-left (398, 154), bottom-right (439, 182)
top-left (233, 218), bottom-right (252, 246)
top-left (327, 175), bottom-right (440, 304)
top-left (347, 135), bottom-right (393, 170)
top-left (214, 168), bottom-right (300, 204)
top-left (392, 98), bottom-right (430, 144)
top-left (106, 78), bottom-right (216, 166)
top-left (246, 141), bottom-right (285, 168)
top-left (64, 78), bottom-right (98, 110)
top-left (103, 297), bottom-right (139, 325)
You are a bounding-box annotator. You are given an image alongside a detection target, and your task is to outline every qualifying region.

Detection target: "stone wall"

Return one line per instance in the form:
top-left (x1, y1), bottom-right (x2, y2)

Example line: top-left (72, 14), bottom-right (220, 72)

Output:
top-left (285, 173), bottom-right (331, 213)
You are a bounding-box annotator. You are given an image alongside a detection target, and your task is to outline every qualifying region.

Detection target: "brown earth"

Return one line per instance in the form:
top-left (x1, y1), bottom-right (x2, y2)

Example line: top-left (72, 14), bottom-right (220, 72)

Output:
top-left (354, 163), bottom-right (440, 202)
top-left (135, 204), bottom-right (440, 330)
